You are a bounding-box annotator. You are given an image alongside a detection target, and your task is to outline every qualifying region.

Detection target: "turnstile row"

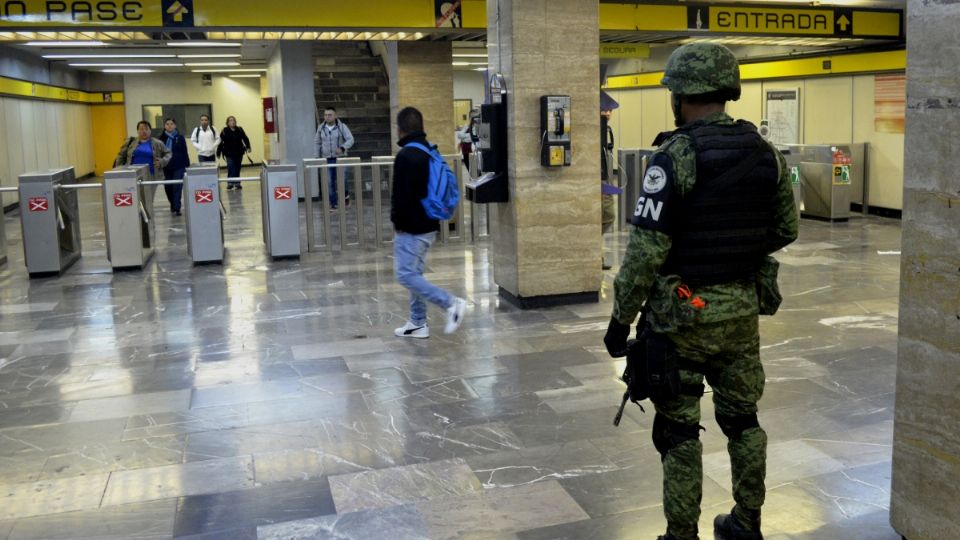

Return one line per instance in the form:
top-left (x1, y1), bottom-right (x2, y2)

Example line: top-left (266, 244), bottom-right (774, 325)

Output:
top-left (12, 164), bottom-right (301, 278)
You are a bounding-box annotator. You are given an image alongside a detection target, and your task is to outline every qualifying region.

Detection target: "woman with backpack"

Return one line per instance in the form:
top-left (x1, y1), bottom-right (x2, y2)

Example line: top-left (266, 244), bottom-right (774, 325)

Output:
top-left (159, 118), bottom-right (190, 216)
top-left (217, 116), bottom-right (252, 190)
top-left (114, 120), bottom-right (172, 181)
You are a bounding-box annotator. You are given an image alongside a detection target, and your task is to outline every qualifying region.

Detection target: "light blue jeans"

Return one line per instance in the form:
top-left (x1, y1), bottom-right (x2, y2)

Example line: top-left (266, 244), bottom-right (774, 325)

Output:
top-left (394, 231), bottom-right (453, 326)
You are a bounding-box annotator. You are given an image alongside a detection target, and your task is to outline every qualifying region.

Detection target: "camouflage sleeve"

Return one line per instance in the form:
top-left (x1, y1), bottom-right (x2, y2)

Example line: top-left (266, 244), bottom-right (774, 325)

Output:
top-left (766, 147), bottom-right (799, 253)
top-left (611, 136), bottom-right (696, 325)
top-left (612, 227), bottom-right (672, 325)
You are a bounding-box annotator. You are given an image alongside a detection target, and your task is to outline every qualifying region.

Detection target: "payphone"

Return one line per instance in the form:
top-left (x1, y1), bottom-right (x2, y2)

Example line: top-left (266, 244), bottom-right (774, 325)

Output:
top-left (466, 73), bottom-right (509, 204)
top-left (540, 95), bottom-right (571, 167)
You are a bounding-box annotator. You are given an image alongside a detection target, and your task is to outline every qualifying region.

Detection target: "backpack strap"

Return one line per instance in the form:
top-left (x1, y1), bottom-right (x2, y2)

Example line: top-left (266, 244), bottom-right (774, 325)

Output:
top-left (405, 142), bottom-right (434, 155)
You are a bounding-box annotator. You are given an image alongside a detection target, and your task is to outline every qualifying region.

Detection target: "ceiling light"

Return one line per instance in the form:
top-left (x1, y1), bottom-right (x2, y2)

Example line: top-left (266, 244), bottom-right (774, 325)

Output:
top-left (228, 74), bottom-right (262, 78)
top-left (191, 68), bottom-right (266, 73)
top-left (453, 53), bottom-right (487, 58)
top-left (26, 40), bottom-right (105, 47)
top-left (168, 42), bottom-right (240, 47)
top-left (69, 63), bottom-right (184, 67)
top-left (44, 54), bottom-right (176, 59)
top-left (184, 62), bottom-right (240, 67)
top-left (473, 67), bottom-right (487, 72)
top-left (102, 69), bottom-right (154, 73)
top-left (176, 54), bottom-right (242, 58)
top-left (452, 62), bottom-right (471, 66)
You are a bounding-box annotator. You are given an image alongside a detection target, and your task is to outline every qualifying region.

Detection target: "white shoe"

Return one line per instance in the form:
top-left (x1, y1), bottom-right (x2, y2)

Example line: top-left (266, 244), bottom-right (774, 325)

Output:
top-left (444, 297), bottom-right (467, 334)
top-left (395, 321), bottom-right (429, 339)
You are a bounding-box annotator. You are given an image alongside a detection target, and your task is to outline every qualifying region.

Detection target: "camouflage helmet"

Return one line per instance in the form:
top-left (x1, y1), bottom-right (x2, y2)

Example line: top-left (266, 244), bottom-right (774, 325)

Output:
top-left (661, 43), bottom-right (741, 99)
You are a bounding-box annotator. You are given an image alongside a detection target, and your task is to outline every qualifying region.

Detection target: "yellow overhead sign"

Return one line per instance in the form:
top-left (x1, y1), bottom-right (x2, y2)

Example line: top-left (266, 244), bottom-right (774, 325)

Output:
top-left (0, 0), bottom-right (162, 27)
top-left (600, 43), bottom-right (650, 59)
top-left (0, 76), bottom-right (123, 103)
top-left (0, 0), bottom-right (902, 39)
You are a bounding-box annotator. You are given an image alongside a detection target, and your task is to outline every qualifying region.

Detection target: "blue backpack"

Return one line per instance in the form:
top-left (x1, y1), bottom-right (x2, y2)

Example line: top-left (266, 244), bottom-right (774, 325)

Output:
top-left (406, 142), bottom-right (460, 221)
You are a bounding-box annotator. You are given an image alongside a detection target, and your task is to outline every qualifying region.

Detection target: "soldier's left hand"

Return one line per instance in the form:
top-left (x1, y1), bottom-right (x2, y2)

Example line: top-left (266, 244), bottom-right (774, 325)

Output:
top-left (604, 318), bottom-right (631, 357)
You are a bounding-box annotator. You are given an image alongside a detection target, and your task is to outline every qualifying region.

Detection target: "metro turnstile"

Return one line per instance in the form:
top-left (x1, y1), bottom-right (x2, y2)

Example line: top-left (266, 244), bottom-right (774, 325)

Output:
top-left (262, 163), bottom-right (301, 259)
top-left (18, 167), bottom-right (82, 277)
top-left (784, 144), bottom-right (865, 221)
top-left (184, 165), bottom-right (224, 264)
top-left (103, 165), bottom-right (155, 270)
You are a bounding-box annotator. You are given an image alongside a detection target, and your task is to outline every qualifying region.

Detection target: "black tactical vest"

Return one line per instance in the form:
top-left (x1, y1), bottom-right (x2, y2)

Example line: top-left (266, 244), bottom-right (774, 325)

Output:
top-left (661, 121), bottom-right (779, 285)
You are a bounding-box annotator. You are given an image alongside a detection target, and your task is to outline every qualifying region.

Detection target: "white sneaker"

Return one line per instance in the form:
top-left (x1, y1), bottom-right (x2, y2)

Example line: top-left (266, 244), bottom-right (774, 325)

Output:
top-left (444, 297), bottom-right (467, 334)
top-left (394, 321), bottom-right (429, 339)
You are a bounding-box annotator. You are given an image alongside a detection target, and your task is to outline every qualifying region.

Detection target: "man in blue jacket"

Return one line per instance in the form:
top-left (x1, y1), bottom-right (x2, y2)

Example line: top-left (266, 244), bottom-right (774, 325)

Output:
top-left (390, 107), bottom-right (466, 339)
top-left (159, 118), bottom-right (190, 216)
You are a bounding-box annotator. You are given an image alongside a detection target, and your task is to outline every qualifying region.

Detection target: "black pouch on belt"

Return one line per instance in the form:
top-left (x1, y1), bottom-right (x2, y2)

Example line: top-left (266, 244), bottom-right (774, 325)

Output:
top-left (646, 333), bottom-right (681, 402)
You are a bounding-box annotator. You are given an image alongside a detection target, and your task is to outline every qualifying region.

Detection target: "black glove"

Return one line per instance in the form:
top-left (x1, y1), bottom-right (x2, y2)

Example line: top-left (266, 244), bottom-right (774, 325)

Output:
top-left (604, 318), bottom-right (631, 358)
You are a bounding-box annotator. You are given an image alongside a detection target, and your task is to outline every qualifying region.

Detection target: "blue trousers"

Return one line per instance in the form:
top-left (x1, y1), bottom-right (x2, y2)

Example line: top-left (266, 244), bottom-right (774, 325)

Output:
top-left (163, 167), bottom-right (185, 212)
top-left (394, 231), bottom-right (453, 326)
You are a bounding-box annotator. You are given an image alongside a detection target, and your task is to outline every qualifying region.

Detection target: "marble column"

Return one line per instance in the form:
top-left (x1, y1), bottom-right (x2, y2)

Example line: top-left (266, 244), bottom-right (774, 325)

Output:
top-left (387, 42), bottom-right (455, 155)
top-left (485, 0), bottom-right (601, 307)
top-left (890, 1), bottom-right (960, 538)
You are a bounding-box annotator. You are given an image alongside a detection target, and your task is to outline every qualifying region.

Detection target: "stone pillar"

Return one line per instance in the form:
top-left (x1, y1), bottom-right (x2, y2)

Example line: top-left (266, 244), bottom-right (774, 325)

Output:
top-left (486, 0), bottom-right (601, 307)
top-left (890, 2), bottom-right (960, 539)
top-left (266, 42), bottom-right (315, 165)
top-left (387, 42), bottom-right (454, 154)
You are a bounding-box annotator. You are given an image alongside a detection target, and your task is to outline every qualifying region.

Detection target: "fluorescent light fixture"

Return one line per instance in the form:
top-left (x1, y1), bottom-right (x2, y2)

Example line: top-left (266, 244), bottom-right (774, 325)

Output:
top-left (473, 67), bottom-right (487, 71)
top-left (184, 62), bottom-right (240, 67)
top-left (191, 68), bottom-right (267, 73)
top-left (452, 53), bottom-right (487, 58)
top-left (26, 40), bottom-right (105, 47)
top-left (168, 42), bottom-right (240, 47)
top-left (228, 74), bottom-right (262, 78)
top-left (44, 54), bottom-right (176, 59)
top-left (176, 54), bottom-right (242, 58)
top-left (103, 69), bottom-right (154, 73)
top-left (452, 62), bottom-right (471, 66)
top-left (70, 63), bottom-right (184, 67)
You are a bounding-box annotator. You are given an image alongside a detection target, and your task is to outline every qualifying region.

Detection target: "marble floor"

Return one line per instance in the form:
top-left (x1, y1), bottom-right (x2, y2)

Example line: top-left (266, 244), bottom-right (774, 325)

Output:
top-left (0, 178), bottom-right (903, 539)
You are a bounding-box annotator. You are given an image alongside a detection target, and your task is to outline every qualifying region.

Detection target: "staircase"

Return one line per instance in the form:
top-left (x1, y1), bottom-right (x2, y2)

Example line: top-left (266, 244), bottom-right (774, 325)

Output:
top-left (313, 42), bottom-right (392, 162)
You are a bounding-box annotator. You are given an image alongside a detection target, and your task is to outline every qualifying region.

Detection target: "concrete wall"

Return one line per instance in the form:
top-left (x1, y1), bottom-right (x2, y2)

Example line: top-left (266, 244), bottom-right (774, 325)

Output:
top-left (122, 73), bottom-right (265, 165)
top-left (607, 73), bottom-right (906, 211)
top-left (266, 41), bottom-right (316, 166)
top-left (454, 70), bottom-right (485, 110)
top-left (890, 1), bottom-right (960, 538)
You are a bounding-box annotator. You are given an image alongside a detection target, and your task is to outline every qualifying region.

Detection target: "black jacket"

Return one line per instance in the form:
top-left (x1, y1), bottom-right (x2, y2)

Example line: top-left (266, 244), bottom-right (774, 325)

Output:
top-left (217, 126), bottom-right (251, 160)
top-left (158, 131), bottom-right (190, 172)
top-left (391, 131), bottom-right (439, 235)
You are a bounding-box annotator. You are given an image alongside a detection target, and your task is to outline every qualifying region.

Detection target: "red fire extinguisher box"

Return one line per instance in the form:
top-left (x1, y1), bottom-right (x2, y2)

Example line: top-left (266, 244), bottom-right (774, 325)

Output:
top-left (263, 97), bottom-right (277, 134)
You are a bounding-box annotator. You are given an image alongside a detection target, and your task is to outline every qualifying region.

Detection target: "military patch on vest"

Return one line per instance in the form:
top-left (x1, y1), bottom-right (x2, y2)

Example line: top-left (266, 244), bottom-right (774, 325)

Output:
top-left (631, 152), bottom-right (675, 233)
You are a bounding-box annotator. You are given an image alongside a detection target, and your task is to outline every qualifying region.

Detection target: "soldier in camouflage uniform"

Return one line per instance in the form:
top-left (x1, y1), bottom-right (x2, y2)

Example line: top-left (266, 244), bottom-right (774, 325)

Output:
top-left (603, 43), bottom-right (798, 540)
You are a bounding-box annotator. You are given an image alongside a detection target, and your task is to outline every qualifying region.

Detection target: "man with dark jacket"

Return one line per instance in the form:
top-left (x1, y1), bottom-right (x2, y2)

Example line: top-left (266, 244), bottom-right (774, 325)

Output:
top-left (390, 107), bottom-right (466, 339)
top-left (159, 118), bottom-right (190, 216)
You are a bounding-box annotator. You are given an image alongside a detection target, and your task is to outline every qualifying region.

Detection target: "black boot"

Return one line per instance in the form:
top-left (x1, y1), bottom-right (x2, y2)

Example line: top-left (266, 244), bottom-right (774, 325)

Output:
top-left (713, 511), bottom-right (763, 540)
top-left (657, 534), bottom-right (699, 540)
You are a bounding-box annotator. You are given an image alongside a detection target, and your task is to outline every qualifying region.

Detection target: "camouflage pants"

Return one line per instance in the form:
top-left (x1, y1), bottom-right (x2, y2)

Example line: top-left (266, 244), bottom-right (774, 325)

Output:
top-left (654, 316), bottom-right (767, 540)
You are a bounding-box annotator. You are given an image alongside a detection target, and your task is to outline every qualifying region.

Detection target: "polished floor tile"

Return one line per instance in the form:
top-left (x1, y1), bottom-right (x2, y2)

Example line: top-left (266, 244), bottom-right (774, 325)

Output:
top-left (0, 193), bottom-right (905, 538)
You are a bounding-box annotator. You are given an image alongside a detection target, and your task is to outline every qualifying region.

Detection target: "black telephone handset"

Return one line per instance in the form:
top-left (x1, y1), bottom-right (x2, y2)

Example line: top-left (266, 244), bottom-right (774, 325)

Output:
top-left (553, 108), bottom-right (565, 137)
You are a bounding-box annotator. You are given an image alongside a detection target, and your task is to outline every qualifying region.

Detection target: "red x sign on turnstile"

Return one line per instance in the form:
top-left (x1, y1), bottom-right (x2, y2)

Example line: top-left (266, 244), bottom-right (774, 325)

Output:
top-left (28, 197), bottom-right (49, 212)
top-left (113, 193), bottom-right (133, 207)
top-left (195, 189), bottom-right (214, 204)
top-left (274, 186), bottom-right (292, 200)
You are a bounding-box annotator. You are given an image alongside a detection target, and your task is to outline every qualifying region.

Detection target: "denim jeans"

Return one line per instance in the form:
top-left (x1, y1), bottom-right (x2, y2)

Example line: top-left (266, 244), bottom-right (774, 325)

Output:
top-left (394, 231), bottom-right (452, 326)
top-left (226, 156), bottom-right (241, 187)
top-left (326, 157), bottom-right (351, 207)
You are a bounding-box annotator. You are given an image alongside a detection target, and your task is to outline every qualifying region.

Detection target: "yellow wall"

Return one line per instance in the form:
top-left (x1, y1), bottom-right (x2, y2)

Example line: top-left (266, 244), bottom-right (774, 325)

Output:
top-left (608, 73), bottom-right (905, 210)
top-left (91, 104), bottom-right (127, 176)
